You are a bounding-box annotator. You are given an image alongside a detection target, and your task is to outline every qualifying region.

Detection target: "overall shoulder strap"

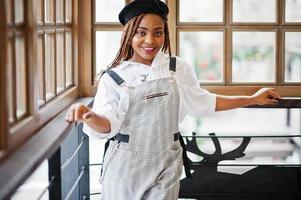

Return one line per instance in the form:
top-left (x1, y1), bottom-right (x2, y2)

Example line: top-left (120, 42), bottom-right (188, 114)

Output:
top-left (169, 56), bottom-right (177, 72)
top-left (105, 69), bottom-right (125, 86)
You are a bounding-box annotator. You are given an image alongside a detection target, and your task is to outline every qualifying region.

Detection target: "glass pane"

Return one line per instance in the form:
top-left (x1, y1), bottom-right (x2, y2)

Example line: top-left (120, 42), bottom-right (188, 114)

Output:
top-left (37, 0), bottom-right (43, 23)
top-left (233, 0), bottom-right (276, 22)
top-left (232, 32), bottom-right (276, 83)
top-left (65, 31), bottom-right (73, 87)
top-left (45, 33), bottom-right (55, 100)
top-left (14, 0), bottom-right (24, 24)
top-left (56, 32), bottom-right (65, 93)
top-left (179, 32), bottom-right (224, 82)
top-left (285, 0), bottom-right (301, 22)
top-left (95, 31), bottom-right (122, 76)
top-left (15, 36), bottom-right (27, 119)
top-left (37, 34), bottom-right (45, 106)
top-left (45, 0), bottom-right (54, 23)
top-left (95, 0), bottom-right (124, 22)
top-left (65, 0), bottom-right (72, 23)
top-left (11, 160), bottom-right (49, 200)
top-left (56, 0), bottom-right (64, 23)
top-left (7, 39), bottom-right (14, 123)
top-left (285, 32), bottom-right (301, 82)
top-left (179, 0), bottom-right (223, 22)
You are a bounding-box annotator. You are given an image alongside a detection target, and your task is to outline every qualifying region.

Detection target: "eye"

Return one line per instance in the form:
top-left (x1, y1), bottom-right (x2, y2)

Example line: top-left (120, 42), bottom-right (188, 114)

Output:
top-left (136, 30), bottom-right (146, 37)
top-left (154, 31), bottom-right (163, 37)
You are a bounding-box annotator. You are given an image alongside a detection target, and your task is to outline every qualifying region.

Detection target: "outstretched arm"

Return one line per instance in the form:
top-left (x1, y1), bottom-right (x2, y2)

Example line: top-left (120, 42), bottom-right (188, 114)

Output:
top-left (65, 103), bottom-right (111, 133)
top-left (215, 88), bottom-right (281, 111)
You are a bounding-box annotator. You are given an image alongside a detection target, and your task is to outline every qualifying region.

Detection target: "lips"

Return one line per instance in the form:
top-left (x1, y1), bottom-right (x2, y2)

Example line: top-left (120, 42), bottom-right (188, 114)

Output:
top-left (142, 46), bottom-right (155, 54)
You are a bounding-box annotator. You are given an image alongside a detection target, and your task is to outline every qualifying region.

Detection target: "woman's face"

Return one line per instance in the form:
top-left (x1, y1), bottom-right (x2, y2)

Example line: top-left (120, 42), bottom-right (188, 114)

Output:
top-left (131, 14), bottom-right (165, 66)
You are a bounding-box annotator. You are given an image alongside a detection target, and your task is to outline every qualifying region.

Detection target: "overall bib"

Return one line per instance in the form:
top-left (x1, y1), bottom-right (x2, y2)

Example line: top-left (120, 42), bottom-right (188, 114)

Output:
top-left (100, 57), bottom-right (189, 200)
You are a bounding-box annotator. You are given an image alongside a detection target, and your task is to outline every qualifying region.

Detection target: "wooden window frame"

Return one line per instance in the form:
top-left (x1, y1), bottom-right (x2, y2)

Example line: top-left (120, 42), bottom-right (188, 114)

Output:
top-left (0, 0), bottom-right (79, 160)
top-left (89, 0), bottom-right (301, 97)
top-left (167, 0), bottom-right (301, 97)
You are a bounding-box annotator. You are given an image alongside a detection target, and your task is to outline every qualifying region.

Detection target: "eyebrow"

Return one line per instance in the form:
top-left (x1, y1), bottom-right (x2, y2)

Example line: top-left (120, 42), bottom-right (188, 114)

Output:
top-left (137, 27), bottom-right (164, 31)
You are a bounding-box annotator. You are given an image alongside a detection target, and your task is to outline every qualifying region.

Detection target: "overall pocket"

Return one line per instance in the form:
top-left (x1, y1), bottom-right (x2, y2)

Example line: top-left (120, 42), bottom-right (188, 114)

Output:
top-left (110, 147), bottom-right (138, 180)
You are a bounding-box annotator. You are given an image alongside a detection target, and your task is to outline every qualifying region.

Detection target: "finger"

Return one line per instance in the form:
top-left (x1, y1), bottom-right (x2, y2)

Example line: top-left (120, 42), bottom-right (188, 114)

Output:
top-left (73, 109), bottom-right (79, 121)
top-left (269, 99), bottom-right (279, 105)
top-left (65, 111), bottom-right (72, 122)
top-left (65, 106), bottom-right (75, 121)
top-left (269, 90), bottom-right (282, 100)
top-left (70, 109), bottom-right (75, 122)
top-left (83, 111), bottom-right (93, 120)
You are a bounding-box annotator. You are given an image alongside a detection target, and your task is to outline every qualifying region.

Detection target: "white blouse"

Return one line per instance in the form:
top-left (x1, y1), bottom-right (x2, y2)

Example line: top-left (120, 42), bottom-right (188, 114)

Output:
top-left (83, 51), bottom-right (216, 139)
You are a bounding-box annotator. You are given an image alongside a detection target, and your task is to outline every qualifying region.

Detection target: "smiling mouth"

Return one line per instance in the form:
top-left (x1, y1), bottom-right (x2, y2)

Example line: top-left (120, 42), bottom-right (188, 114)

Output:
top-left (142, 47), bottom-right (156, 54)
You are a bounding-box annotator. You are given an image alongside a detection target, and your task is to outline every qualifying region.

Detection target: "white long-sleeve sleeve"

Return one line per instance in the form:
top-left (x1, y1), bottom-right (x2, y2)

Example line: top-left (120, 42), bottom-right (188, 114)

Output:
top-left (83, 73), bottom-right (128, 139)
top-left (175, 57), bottom-right (216, 120)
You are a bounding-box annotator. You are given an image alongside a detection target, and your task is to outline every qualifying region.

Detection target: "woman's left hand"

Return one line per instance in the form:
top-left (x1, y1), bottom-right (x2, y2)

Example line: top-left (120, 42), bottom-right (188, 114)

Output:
top-left (251, 88), bottom-right (282, 105)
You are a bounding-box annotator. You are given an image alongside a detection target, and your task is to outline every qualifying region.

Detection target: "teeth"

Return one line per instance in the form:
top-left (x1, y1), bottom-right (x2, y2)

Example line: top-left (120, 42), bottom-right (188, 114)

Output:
top-left (143, 47), bottom-right (154, 50)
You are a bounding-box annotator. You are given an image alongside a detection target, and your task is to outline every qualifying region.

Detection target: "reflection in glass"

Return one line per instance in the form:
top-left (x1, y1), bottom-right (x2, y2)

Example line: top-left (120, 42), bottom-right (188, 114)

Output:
top-left (285, 0), bottom-right (301, 22)
top-left (65, 0), bottom-right (72, 23)
top-left (95, 31), bottom-right (122, 76)
top-left (179, 0), bottom-right (223, 22)
top-left (285, 32), bottom-right (301, 82)
top-left (179, 32), bottom-right (224, 82)
top-left (14, 0), bottom-right (24, 24)
top-left (45, 33), bottom-right (55, 100)
top-left (56, 32), bottom-right (65, 93)
top-left (37, 35), bottom-right (45, 106)
top-left (233, 0), bottom-right (276, 22)
top-left (15, 36), bottom-right (27, 119)
top-left (232, 32), bottom-right (275, 82)
top-left (45, 0), bottom-right (54, 23)
top-left (56, 0), bottom-right (64, 23)
top-left (65, 32), bottom-right (73, 87)
top-left (95, 0), bottom-right (124, 22)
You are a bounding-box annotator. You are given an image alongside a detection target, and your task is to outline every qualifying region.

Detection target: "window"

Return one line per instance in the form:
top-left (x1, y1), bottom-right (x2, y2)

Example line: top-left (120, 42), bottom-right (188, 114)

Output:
top-left (37, 0), bottom-right (74, 106)
top-left (6, 0), bottom-right (28, 124)
top-left (0, 0), bottom-right (77, 153)
top-left (93, 0), bottom-right (126, 79)
top-left (91, 0), bottom-right (301, 96)
top-left (172, 0), bottom-right (301, 96)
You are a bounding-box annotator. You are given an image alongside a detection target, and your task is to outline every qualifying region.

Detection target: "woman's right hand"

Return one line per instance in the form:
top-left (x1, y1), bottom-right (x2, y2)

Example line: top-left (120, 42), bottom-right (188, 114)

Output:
top-left (65, 103), bottom-right (92, 123)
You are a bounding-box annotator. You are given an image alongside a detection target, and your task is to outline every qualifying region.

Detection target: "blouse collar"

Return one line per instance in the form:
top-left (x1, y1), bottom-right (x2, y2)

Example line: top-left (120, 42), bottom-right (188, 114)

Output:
top-left (118, 51), bottom-right (169, 69)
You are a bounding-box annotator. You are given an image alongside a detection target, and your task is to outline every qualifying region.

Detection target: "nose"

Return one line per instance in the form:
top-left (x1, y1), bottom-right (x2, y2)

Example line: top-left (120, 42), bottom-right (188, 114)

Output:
top-left (144, 33), bottom-right (155, 44)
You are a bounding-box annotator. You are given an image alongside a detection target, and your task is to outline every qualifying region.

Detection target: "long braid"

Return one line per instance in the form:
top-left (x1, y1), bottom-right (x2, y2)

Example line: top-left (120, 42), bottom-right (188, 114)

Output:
top-left (108, 15), bottom-right (145, 69)
top-left (162, 21), bottom-right (171, 57)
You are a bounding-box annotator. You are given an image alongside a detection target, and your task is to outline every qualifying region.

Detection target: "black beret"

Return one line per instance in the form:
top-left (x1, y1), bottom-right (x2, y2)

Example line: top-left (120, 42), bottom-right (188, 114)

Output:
top-left (119, 0), bottom-right (169, 25)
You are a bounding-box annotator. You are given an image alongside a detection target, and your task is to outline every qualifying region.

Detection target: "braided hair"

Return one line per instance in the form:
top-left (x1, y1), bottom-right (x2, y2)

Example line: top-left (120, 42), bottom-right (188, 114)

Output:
top-left (95, 14), bottom-right (172, 84)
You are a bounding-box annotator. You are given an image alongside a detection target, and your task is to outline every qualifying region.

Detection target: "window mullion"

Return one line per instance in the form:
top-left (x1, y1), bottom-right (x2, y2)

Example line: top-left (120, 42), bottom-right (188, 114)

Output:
top-left (225, 0), bottom-right (232, 85)
top-left (168, 0), bottom-right (177, 55)
top-left (0, 0), bottom-right (9, 149)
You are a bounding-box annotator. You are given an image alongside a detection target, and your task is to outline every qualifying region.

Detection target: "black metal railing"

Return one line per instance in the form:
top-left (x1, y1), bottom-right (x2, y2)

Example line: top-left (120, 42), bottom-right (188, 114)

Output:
top-left (179, 133), bottom-right (301, 199)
